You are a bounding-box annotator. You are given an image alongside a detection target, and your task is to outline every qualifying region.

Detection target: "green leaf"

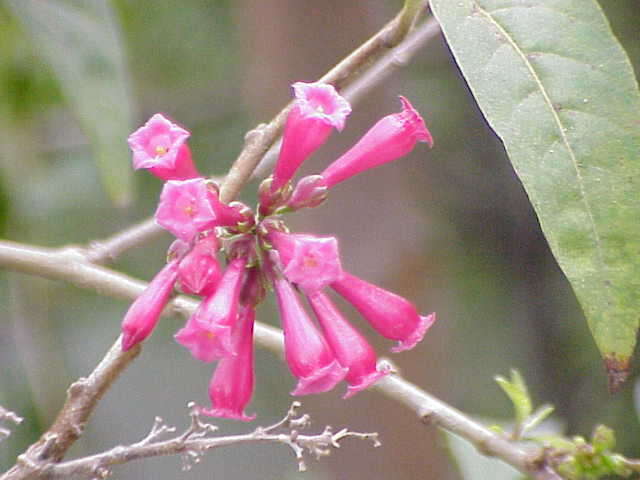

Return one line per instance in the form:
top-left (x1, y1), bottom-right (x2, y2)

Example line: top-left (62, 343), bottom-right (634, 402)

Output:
top-left (521, 404), bottom-right (554, 437)
top-left (430, 0), bottom-right (640, 388)
top-left (494, 369), bottom-right (532, 425)
top-left (8, 0), bottom-right (134, 206)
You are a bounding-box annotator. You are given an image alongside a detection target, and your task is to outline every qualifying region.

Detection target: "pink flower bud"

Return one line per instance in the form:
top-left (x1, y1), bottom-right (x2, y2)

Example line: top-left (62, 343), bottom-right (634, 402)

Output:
top-left (271, 82), bottom-right (351, 191)
top-left (128, 113), bottom-right (200, 180)
top-left (226, 201), bottom-right (256, 233)
top-left (286, 175), bottom-right (328, 211)
top-left (320, 96), bottom-right (433, 188)
top-left (155, 178), bottom-right (243, 242)
top-left (307, 291), bottom-right (389, 398)
top-left (177, 233), bottom-right (222, 296)
top-left (273, 275), bottom-right (346, 395)
top-left (121, 261), bottom-right (179, 351)
top-left (331, 271), bottom-right (436, 352)
top-left (269, 231), bottom-right (343, 293)
top-left (175, 257), bottom-right (248, 361)
top-left (167, 239), bottom-right (190, 261)
top-left (200, 305), bottom-right (256, 422)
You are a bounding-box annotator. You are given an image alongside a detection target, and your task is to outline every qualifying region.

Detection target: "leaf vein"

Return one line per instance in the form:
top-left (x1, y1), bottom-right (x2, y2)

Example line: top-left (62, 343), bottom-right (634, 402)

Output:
top-left (473, 1), bottom-right (606, 277)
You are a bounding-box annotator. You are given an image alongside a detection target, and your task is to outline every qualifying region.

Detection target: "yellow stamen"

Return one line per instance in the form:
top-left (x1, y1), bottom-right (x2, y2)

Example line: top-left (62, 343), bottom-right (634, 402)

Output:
top-left (155, 145), bottom-right (168, 155)
top-left (303, 256), bottom-right (318, 268)
top-left (184, 205), bottom-right (196, 217)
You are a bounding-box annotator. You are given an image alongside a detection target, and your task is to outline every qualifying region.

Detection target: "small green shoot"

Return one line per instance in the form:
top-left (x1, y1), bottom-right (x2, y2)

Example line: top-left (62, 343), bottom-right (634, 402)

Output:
top-left (495, 369), bottom-right (536, 439)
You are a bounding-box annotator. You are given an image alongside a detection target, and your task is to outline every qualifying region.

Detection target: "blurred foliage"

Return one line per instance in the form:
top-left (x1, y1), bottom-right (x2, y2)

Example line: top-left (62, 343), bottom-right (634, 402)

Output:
top-left (6, 0), bottom-right (136, 205)
top-left (0, 1), bottom-right (639, 479)
top-left (0, 4), bottom-right (62, 120)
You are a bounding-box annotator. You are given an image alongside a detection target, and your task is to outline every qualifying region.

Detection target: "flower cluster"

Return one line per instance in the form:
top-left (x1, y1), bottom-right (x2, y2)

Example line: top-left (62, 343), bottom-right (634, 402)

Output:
top-left (121, 82), bottom-right (435, 421)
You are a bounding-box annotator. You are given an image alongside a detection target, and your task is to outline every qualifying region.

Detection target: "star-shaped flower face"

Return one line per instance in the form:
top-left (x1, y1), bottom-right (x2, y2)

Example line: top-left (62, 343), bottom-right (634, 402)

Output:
top-left (128, 113), bottom-right (190, 170)
top-left (154, 178), bottom-right (220, 242)
top-left (270, 82), bottom-right (352, 192)
top-left (292, 82), bottom-right (352, 131)
top-left (270, 232), bottom-right (343, 293)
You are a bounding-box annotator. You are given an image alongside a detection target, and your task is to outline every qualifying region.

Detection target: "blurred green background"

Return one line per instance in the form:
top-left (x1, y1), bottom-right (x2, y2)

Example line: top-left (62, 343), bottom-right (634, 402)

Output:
top-left (0, 1), bottom-right (638, 479)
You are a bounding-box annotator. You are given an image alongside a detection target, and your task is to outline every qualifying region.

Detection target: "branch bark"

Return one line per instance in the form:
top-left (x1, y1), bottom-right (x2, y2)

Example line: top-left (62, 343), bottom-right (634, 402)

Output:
top-left (0, 239), bottom-right (558, 479)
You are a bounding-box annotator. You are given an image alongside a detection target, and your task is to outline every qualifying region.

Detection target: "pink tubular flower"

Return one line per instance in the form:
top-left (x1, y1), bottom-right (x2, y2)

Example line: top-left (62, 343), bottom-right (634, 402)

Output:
top-left (269, 231), bottom-right (343, 293)
top-left (273, 275), bottom-right (346, 395)
top-left (174, 257), bottom-right (248, 361)
top-left (200, 305), bottom-right (256, 422)
top-left (271, 82), bottom-right (351, 191)
top-left (320, 96), bottom-right (433, 188)
top-left (331, 271), bottom-right (436, 352)
top-left (121, 261), bottom-right (179, 351)
top-left (128, 113), bottom-right (200, 180)
top-left (177, 233), bottom-right (222, 296)
top-left (307, 291), bottom-right (389, 398)
top-left (155, 178), bottom-right (243, 242)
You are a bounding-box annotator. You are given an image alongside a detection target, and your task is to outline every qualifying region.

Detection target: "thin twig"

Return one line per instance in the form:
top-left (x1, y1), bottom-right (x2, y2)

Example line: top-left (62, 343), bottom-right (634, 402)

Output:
top-left (84, 218), bottom-right (163, 265)
top-left (0, 239), bottom-right (558, 479)
top-left (341, 14), bottom-right (441, 106)
top-left (19, 403), bottom-right (377, 479)
top-left (0, 406), bottom-right (23, 443)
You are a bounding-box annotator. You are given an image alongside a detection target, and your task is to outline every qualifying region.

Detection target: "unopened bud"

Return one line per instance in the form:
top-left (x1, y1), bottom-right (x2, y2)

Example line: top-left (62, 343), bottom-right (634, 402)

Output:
top-left (286, 175), bottom-right (328, 211)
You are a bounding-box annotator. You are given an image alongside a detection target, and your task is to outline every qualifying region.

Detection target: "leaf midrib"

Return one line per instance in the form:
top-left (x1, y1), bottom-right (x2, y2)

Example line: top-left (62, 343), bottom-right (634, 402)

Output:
top-left (473, 1), bottom-right (607, 280)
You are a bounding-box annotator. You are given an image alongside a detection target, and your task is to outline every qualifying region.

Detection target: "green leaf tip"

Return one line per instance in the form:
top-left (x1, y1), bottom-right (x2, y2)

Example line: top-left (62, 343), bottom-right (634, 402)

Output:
top-left (494, 369), bottom-right (532, 425)
top-left (522, 404), bottom-right (554, 434)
